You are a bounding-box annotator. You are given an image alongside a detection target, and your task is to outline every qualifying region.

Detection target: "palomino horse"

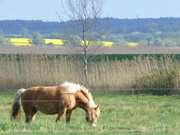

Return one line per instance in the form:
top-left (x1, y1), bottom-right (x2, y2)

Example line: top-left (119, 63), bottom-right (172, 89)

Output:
top-left (11, 82), bottom-right (100, 127)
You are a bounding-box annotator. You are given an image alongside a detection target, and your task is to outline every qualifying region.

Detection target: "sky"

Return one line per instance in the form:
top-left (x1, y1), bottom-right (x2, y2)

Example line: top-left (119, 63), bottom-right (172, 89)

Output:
top-left (0, 0), bottom-right (180, 21)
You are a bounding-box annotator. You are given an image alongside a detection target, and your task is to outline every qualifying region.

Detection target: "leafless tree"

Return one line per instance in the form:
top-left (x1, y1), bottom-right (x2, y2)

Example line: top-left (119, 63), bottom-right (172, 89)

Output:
top-left (60, 0), bottom-right (103, 84)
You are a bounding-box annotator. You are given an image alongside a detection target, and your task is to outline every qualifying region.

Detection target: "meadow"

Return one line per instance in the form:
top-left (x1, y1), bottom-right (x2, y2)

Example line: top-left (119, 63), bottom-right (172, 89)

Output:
top-left (1, 54), bottom-right (180, 134)
top-left (1, 91), bottom-right (180, 135)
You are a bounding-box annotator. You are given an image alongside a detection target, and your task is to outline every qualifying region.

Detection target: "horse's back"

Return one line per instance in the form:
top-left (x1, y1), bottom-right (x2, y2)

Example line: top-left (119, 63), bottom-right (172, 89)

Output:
top-left (21, 86), bottom-right (76, 114)
top-left (21, 86), bottom-right (58, 114)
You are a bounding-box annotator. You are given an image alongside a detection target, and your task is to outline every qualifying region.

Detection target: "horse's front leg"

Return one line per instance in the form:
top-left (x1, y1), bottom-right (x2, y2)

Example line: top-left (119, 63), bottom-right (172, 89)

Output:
top-left (56, 107), bottom-right (67, 122)
top-left (65, 110), bottom-right (73, 124)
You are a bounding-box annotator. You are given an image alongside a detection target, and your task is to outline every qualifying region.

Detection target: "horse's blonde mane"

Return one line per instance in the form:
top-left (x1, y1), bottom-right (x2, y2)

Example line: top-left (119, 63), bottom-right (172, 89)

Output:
top-left (61, 82), bottom-right (97, 108)
top-left (60, 82), bottom-right (82, 93)
top-left (80, 86), bottom-right (97, 108)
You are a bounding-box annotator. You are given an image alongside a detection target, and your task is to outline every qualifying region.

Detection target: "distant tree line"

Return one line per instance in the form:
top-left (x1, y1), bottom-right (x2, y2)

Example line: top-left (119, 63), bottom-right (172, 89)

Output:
top-left (1, 18), bottom-right (180, 34)
top-left (1, 17), bottom-right (180, 47)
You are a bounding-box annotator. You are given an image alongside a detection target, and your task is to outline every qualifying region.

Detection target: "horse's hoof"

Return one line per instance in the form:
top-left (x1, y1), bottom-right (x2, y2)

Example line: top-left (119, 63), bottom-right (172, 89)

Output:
top-left (92, 123), bottom-right (96, 127)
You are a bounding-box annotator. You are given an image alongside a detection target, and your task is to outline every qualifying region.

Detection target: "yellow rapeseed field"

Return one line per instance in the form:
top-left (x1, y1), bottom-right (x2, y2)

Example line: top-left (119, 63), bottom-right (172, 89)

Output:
top-left (128, 42), bottom-right (139, 48)
top-left (81, 40), bottom-right (113, 47)
top-left (43, 39), bottom-right (65, 46)
top-left (8, 38), bottom-right (32, 46)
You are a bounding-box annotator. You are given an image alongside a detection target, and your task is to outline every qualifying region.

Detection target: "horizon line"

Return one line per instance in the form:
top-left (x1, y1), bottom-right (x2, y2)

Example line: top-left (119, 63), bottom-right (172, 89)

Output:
top-left (0, 16), bottom-right (180, 23)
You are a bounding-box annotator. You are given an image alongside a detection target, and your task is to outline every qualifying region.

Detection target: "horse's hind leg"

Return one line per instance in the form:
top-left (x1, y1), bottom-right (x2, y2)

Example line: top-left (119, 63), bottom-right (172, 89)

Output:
top-left (24, 107), bottom-right (37, 123)
top-left (66, 110), bottom-right (73, 124)
top-left (56, 107), bottom-right (67, 122)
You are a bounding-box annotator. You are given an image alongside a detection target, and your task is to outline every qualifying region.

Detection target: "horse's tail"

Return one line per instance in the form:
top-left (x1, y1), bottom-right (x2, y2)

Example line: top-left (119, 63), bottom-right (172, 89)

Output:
top-left (11, 88), bottom-right (26, 120)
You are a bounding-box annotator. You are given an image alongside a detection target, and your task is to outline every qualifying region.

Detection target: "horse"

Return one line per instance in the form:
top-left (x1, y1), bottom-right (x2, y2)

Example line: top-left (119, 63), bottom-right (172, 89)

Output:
top-left (11, 82), bottom-right (100, 127)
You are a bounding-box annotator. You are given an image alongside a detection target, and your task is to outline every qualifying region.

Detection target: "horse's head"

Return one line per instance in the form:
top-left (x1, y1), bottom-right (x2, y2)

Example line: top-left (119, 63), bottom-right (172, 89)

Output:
top-left (65, 83), bottom-right (101, 127)
top-left (86, 105), bottom-right (100, 127)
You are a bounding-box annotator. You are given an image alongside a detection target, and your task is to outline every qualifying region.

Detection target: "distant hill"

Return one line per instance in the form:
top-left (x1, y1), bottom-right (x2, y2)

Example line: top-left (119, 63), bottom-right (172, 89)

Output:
top-left (1, 18), bottom-right (180, 35)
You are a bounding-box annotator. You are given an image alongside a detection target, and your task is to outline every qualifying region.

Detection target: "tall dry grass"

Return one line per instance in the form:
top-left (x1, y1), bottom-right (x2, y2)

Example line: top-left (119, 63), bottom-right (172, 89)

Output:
top-left (0, 55), bottom-right (84, 89)
top-left (0, 54), bottom-right (180, 94)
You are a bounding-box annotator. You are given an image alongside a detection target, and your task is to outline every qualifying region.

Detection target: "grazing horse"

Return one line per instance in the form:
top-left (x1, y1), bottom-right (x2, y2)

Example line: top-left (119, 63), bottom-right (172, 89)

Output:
top-left (11, 82), bottom-right (100, 127)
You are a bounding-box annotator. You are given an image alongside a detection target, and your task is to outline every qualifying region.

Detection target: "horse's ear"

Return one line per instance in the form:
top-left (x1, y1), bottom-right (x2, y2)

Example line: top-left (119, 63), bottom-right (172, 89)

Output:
top-left (95, 104), bottom-right (99, 110)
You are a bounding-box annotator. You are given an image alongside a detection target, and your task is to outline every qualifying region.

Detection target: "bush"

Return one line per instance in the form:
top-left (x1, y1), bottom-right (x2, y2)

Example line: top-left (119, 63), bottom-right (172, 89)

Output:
top-left (135, 69), bottom-right (178, 95)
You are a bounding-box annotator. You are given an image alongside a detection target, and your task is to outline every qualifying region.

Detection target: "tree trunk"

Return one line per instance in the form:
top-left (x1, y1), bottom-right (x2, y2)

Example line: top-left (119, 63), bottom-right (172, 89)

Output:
top-left (83, 45), bottom-right (88, 85)
top-left (82, 22), bottom-right (88, 85)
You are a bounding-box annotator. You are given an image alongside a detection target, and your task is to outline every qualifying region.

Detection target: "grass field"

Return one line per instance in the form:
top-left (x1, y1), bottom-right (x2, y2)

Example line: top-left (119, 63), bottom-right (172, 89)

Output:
top-left (1, 91), bottom-right (180, 135)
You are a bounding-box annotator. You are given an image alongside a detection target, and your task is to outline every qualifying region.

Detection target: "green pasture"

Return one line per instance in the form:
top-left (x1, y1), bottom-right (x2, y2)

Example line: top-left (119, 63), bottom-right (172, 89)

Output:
top-left (1, 91), bottom-right (180, 135)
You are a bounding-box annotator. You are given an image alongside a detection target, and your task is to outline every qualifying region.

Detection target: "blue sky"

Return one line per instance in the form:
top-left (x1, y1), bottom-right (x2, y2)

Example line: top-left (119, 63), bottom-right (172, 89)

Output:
top-left (0, 0), bottom-right (179, 21)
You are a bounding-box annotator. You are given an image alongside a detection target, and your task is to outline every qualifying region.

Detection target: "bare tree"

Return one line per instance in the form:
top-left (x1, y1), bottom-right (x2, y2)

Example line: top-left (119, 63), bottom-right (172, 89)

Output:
top-left (60, 0), bottom-right (103, 84)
